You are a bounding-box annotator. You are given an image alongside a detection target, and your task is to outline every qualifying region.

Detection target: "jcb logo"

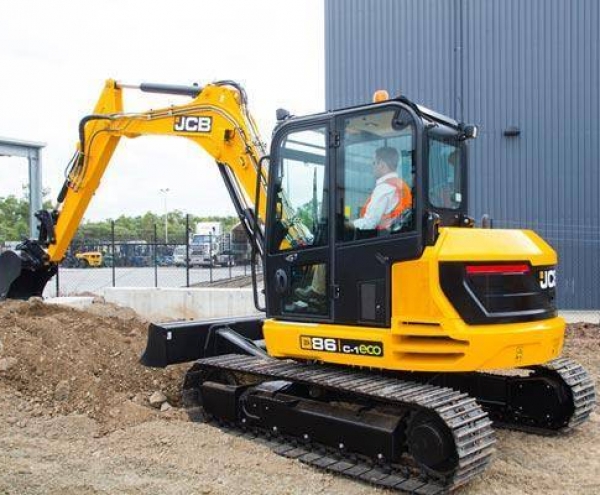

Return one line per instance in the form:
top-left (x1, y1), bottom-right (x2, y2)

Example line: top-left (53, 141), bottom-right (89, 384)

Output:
top-left (174, 116), bottom-right (212, 133)
top-left (539, 269), bottom-right (557, 290)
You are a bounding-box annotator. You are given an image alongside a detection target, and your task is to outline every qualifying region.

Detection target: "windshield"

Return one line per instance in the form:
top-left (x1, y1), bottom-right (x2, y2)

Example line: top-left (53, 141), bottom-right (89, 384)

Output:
top-left (428, 136), bottom-right (462, 210)
top-left (192, 234), bottom-right (213, 244)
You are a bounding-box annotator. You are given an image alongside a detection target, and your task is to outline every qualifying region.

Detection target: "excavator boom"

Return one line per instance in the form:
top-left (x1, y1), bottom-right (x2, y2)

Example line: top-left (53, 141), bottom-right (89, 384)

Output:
top-left (0, 79), bottom-right (268, 299)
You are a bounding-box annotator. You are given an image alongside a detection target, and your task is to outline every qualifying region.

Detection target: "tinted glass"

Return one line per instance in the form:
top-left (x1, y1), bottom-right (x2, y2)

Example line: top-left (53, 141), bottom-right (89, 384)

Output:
top-left (275, 126), bottom-right (328, 252)
top-left (338, 108), bottom-right (415, 242)
top-left (282, 262), bottom-right (328, 315)
top-left (428, 138), bottom-right (462, 209)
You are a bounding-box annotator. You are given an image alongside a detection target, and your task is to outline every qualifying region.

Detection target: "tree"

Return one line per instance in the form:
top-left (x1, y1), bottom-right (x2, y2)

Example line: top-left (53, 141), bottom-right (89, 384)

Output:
top-left (0, 193), bottom-right (52, 243)
top-left (0, 191), bottom-right (241, 247)
top-left (74, 212), bottom-right (240, 244)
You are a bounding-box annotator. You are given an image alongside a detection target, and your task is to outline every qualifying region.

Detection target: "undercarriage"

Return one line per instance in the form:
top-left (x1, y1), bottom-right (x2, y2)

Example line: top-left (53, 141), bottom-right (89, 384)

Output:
top-left (142, 317), bottom-right (596, 493)
top-left (184, 355), bottom-right (496, 493)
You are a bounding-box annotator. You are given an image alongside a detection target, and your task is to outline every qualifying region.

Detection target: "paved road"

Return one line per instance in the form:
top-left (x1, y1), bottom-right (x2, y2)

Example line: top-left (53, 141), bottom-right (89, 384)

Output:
top-left (44, 265), bottom-right (251, 297)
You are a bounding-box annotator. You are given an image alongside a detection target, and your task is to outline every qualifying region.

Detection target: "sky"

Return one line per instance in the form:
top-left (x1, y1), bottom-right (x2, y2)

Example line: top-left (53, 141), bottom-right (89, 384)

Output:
top-left (0, 0), bottom-right (324, 221)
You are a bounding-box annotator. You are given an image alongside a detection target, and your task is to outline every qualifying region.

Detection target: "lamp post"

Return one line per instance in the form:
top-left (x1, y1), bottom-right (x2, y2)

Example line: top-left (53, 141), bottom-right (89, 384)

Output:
top-left (159, 188), bottom-right (170, 243)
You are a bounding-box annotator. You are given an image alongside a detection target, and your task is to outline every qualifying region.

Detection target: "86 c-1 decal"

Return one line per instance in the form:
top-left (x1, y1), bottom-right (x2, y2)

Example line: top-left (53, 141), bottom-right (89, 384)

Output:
top-left (300, 335), bottom-right (384, 357)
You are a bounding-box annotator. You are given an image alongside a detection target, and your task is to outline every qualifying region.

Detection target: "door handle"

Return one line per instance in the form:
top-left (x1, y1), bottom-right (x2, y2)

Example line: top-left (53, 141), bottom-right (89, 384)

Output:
top-left (375, 252), bottom-right (390, 265)
top-left (274, 269), bottom-right (289, 294)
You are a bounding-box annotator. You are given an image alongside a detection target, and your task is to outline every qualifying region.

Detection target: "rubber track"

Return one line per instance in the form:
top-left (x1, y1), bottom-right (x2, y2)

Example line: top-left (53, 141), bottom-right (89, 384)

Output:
top-left (195, 354), bottom-right (496, 493)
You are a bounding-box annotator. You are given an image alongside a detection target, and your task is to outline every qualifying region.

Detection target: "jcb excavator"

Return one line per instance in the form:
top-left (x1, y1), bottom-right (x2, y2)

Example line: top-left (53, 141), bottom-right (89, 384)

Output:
top-left (0, 80), bottom-right (595, 493)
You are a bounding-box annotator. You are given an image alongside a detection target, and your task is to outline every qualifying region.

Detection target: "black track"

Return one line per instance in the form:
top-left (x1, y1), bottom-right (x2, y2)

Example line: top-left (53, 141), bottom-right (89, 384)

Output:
top-left (414, 358), bottom-right (596, 435)
top-left (185, 355), bottom-right (496, 494)
top-left (538, 358), bottom-right (596, 431)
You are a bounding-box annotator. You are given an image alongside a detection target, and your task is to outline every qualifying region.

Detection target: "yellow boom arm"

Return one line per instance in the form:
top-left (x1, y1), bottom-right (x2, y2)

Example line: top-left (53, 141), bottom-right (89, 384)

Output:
top-left (50, 79), bottom-right (268, 262)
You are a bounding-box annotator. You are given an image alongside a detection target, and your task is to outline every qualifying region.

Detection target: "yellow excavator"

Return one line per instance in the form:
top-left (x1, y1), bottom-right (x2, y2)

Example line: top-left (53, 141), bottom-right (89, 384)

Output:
top-left (0, 80), bottom-right (595, 493)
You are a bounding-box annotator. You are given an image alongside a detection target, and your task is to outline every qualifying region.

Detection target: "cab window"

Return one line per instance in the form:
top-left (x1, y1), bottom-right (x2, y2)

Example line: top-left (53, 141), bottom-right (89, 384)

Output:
top-left (338, 108), bottom-right (415, 242)
top-left (428, 138), bottom-right (462, 210)
top-left (274, 126), bottom-right (328, 252)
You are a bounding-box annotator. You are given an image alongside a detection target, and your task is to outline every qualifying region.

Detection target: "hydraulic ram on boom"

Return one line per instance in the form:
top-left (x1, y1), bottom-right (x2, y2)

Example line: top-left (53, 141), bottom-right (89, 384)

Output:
top-left (0, 79), bottom-right (269, 299)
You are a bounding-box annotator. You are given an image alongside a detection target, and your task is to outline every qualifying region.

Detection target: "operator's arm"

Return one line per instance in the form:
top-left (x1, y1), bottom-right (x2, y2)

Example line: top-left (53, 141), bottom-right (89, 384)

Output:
top-left (353, 183), bottom-right (396, 230)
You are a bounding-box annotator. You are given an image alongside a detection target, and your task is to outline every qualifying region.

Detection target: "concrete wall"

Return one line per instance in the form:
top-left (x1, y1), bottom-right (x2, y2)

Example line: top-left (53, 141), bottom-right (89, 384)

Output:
top-left (102, 287), bottom-right (260, 322)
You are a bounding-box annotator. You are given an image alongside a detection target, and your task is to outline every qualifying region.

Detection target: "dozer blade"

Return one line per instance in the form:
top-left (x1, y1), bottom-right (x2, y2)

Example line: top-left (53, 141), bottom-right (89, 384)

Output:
top-left (0, 247), bottom-right (57, 300)
top-left (141, 316), bottom-right (265, 368)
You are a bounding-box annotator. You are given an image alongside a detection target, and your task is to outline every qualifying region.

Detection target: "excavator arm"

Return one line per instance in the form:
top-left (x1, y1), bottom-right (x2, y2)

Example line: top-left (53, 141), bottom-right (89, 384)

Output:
top-left (0, 79), bottom-right (269, 299)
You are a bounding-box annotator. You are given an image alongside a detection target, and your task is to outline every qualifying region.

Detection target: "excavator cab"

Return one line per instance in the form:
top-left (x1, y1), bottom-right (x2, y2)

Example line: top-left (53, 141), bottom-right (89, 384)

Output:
top-left (263, 98), bottom-right (475, 327)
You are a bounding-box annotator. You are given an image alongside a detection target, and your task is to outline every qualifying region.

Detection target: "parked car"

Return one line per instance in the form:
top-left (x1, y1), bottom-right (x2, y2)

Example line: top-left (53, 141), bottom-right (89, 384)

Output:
top-left (157, 255), bottom-right (174, 266)
top-left (216, 250), bottom-right (236, 267)
top-left (129, 255), bottom-right (151, 267)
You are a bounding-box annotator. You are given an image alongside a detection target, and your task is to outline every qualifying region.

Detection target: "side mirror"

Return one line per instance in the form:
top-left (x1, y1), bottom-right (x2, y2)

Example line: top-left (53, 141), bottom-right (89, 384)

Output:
top-left (460, 124), bottom-right (478, 140)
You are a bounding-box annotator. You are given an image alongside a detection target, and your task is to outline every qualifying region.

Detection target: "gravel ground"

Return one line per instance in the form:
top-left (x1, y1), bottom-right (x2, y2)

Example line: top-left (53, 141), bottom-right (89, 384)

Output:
top-left (0, 299), bottom-right (598, 495)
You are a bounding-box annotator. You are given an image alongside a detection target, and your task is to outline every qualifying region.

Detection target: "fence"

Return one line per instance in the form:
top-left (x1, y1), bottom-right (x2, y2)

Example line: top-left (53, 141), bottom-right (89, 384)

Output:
top-left (44, 215), bottom-right (259, 298)
top-left (19, 214), bottom-right (600, 323)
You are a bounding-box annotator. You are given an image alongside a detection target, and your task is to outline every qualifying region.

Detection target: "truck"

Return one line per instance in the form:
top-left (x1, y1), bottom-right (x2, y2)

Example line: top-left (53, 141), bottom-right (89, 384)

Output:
top-left (173, 221), bottom-right (229, 267)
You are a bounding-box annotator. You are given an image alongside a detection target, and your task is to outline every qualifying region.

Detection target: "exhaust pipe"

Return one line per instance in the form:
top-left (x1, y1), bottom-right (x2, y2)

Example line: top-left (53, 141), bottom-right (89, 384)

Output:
top-left (0, 240), bottom-right (57, 300)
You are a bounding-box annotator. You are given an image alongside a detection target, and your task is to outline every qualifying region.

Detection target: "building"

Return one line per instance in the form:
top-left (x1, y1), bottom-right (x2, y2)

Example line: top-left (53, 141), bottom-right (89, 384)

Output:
top-left (325, 0), bottom-right (599, 309)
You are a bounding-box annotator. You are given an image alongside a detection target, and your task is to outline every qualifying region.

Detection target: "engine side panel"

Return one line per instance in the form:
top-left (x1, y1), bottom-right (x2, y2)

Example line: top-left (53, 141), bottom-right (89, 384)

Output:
top-left (263, 228), bottom-right (565, 372)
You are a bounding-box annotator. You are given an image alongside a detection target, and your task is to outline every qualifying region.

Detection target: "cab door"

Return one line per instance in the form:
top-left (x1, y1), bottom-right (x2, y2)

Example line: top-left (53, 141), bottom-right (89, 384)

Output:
top-left (265, 119), bottom-right (333, 322)
top-left (333, 104), bottom-right (423, 327)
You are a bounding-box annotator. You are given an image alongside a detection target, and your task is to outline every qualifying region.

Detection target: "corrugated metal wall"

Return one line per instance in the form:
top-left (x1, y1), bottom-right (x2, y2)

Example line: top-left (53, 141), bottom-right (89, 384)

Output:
top-left (325, 0), bottom-right (600, 309)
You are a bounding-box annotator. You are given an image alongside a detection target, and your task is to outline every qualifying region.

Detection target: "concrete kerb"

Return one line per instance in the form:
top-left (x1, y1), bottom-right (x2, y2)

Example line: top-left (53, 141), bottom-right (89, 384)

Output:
top-left (559, 311), bottom-right (600, 325)
top-left (101, 287), bottom-right (260, 321)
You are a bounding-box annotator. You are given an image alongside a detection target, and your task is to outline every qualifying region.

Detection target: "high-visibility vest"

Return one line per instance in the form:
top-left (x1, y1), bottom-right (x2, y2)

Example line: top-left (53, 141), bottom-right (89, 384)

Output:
top-left (360, 177), bottom-right (412, 230)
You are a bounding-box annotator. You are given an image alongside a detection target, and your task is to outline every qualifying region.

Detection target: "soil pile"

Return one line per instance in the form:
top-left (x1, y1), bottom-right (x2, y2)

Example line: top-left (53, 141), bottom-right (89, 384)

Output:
top-left (0, 300), bottom-right (598, 494)
top-left (0, 299), bottom-right (186, 432)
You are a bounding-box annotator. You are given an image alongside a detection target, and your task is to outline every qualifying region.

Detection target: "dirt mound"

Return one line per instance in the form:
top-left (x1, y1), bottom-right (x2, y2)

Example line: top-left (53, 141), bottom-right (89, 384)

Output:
top-left (566, 321), bottom-right (600, 340)
top-left (0, 301), bottom-right (598, 494)
top-left (0, 299), bottom-right (187, 432)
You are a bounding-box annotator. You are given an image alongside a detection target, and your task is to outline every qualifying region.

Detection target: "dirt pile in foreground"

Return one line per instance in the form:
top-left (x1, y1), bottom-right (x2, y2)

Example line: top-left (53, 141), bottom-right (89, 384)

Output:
top-left (0, 300), bottom-right (599, 494)
top-left (0, 299), bottom-right (186, 432)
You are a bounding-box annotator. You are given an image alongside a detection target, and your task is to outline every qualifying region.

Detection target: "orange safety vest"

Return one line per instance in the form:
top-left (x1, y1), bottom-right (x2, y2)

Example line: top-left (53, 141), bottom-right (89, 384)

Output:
top-left (360, 177), bottom-right (412, 230)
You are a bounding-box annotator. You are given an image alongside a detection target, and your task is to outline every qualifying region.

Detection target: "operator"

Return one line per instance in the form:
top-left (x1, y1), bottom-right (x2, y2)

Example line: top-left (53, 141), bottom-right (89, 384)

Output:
top-left (353, 146), bottom-right (412, 231)
top-left (294, 146), bottom-right (412, 307)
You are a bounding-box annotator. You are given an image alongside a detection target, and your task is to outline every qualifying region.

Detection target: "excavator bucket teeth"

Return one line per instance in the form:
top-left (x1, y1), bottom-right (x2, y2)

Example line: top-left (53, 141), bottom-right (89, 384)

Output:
top-left (0, 250), bottom-right (56, 300)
